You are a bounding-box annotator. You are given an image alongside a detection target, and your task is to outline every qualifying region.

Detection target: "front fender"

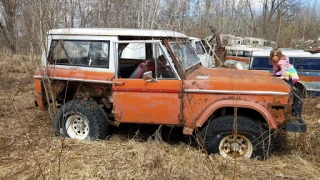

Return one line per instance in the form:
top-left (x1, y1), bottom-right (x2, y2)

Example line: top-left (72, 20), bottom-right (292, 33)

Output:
top-left (195, 100), bottom-right (278, 129)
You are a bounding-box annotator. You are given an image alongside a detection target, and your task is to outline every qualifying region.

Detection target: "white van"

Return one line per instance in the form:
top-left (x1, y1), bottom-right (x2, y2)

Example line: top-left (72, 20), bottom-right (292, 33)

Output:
top-left (250, 49), bottom-right (320, 97)
top-left (188, 37), bottom-right (215, 68)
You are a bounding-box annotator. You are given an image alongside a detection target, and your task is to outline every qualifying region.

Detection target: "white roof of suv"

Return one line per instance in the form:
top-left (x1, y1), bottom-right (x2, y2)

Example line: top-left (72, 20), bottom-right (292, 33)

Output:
top-left (47, 28), bottom-right (188, 38)
top-left (252, 48), bottom-right (320, 58)
top-left (226, 45), bottom-right (267, 52)
top-left (188, 37), bottom-right (201, 41)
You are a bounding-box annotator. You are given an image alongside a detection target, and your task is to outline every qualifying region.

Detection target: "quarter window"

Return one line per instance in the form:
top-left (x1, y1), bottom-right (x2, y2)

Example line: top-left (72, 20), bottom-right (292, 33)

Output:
top-left (48, 40), bottom-right (109, 68)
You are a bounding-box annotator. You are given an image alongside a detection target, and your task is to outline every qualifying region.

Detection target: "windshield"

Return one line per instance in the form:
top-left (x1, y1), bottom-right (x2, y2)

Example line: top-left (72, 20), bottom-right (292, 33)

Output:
top-left (195, 41), bottom-right (206, 54)
top-left (169, 42), bottom-right (200, 70)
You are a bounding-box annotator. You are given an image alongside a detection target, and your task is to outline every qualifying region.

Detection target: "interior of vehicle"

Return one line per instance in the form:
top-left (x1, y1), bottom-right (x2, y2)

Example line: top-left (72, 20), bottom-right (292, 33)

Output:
top-left (117, 42), bottom-right (176, 79)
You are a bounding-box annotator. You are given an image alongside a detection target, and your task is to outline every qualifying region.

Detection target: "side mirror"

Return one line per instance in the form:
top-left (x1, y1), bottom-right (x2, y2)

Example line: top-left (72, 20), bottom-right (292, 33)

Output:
top-left (143, 71), bottom-right (157, 82)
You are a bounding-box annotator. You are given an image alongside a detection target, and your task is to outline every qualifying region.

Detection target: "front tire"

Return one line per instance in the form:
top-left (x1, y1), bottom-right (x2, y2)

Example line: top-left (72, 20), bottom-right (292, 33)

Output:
top-left (201, 115), bottom-right (271, 160)
top-left (54, 99), bottom-right (108, 140)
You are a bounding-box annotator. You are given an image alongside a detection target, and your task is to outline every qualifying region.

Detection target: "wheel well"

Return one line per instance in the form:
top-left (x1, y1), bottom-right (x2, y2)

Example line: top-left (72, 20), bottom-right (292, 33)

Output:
top-left (202, 107), bottom-right (267, 129)
top-left (40, 82), bottom-right (49, 109)
top-left (56, 82), bottom-right (111, 105)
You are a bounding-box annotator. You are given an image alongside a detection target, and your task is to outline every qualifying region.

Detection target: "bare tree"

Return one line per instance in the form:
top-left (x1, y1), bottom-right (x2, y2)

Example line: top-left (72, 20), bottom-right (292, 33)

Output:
top-left (0, 0), bottom-right (19, 53)
top-left (0, 0), bottom-right (319, 54)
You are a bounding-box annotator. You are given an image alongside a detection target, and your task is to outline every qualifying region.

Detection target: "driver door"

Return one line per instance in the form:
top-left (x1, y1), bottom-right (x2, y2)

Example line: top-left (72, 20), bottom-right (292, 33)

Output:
top-left (112, 41), bottom-right (182, 125)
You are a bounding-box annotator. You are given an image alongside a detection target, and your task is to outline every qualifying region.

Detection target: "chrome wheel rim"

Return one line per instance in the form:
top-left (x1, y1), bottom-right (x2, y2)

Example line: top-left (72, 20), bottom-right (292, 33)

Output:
top-left (219, 134), bottom-right (253, 159)
top-left (65, 115), bottom-right (89, 140)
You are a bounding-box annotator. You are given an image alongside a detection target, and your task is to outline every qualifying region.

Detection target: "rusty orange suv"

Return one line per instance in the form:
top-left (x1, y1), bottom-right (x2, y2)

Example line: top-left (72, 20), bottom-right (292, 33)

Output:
top-left (34, 28), bottom-right (306, 159)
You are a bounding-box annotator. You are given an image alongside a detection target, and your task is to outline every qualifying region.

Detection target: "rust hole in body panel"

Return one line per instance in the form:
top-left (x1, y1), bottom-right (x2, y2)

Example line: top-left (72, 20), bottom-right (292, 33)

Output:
top-left (269, 105), bottom-right (286, 119)
top-left (271, 106), bottom-right (285, 110)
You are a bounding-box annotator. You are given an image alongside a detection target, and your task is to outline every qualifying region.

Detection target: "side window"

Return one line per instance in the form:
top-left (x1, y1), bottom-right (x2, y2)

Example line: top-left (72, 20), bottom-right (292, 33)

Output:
top-left (118, 42), bottom-right (149, 78)
top-left (244, 51), bottom-right (252, 57)
top-left (120, 43), bottom-right (146, 59)
top-left (236, 50), bottom-right (244, 56)
top-left (250, 57), bottom-right (272, 69)
top-left (48, 40), bottom-right (109, 68)
top-left (116, 42), bottom-right (177, 79)
top-left (294, 58), bottom-right (320, 71)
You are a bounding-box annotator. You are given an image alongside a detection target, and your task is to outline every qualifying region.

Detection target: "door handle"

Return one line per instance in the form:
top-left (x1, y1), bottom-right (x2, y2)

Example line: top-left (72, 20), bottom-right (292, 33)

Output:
top-left (114, 81), bottom-right (125, 85)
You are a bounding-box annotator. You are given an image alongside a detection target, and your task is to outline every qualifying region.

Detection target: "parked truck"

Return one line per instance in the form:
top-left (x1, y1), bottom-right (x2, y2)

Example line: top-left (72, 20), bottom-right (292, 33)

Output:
top-left (34, 28), bottom-right (306, 160)
top-left (188, 37), bottom-right (215, 67)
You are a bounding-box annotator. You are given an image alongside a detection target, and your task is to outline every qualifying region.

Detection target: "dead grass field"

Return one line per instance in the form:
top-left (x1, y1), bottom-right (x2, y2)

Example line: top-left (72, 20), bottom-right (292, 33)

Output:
top-left (0, 50), bottom-right (319, 179)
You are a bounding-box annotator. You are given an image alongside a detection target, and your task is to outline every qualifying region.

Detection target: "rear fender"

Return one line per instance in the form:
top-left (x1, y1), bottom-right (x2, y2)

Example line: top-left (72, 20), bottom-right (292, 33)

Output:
top-left (34, 78), bottom-right (47, 110)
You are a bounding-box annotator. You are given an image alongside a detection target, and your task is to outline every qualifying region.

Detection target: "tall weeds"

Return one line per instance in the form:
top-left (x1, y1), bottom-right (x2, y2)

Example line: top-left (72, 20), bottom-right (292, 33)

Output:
top-left (0, 50), bottom-right (319, 179)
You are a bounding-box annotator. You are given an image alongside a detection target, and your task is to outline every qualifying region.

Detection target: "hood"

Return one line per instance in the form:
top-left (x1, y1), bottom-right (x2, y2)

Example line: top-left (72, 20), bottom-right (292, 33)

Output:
top-left (184, 66), bottom-right (291, 94)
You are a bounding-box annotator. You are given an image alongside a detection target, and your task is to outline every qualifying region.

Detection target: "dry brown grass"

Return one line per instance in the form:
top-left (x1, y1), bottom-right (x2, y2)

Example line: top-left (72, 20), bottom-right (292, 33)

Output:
top-left (0, 50), bottom-right (319, 179)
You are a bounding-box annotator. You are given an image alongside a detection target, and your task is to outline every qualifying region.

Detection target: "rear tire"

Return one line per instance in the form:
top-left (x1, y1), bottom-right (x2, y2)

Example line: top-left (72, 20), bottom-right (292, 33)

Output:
top-left (201, 115), bottom-right (271, 160)
top-left (54, 99), bottom-right (108, 140)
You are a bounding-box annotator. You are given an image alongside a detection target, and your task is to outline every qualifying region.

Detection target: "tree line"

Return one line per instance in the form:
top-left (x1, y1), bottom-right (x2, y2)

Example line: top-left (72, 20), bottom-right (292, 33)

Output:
top-left (0, 0), bottom-right (319, 55)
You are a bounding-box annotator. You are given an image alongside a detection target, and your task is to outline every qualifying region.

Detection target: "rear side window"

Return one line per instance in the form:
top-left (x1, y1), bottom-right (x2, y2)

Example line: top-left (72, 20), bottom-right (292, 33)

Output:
top-left (294, 58), bottom-right (320, 71)
top-left (250, 57), bottom-right (272, 70)
top-left (48, 40), bottom-right (110, 68)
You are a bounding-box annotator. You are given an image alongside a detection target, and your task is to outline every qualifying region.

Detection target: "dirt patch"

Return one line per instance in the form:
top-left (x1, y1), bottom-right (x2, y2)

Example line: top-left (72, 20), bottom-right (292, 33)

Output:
top-left (0, 50), bottom-right (319, 179)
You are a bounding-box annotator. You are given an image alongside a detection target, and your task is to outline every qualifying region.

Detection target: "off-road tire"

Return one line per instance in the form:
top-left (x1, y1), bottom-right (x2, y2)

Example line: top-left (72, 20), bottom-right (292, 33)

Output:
top-left (270, 130), bottom-right (288, 154)
top-left (201, 115), bottom-right (271, 160)
top-left (54, 99), bottom-right (108, 140)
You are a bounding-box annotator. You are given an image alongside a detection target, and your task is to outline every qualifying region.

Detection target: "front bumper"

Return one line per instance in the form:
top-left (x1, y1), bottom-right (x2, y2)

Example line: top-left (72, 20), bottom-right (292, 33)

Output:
top-left (292, 88), bottom-right (303, 117)
top-left (284, 117), bottom-right (307, 132)
top-left (284, 88), bottom-right (306, 132)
